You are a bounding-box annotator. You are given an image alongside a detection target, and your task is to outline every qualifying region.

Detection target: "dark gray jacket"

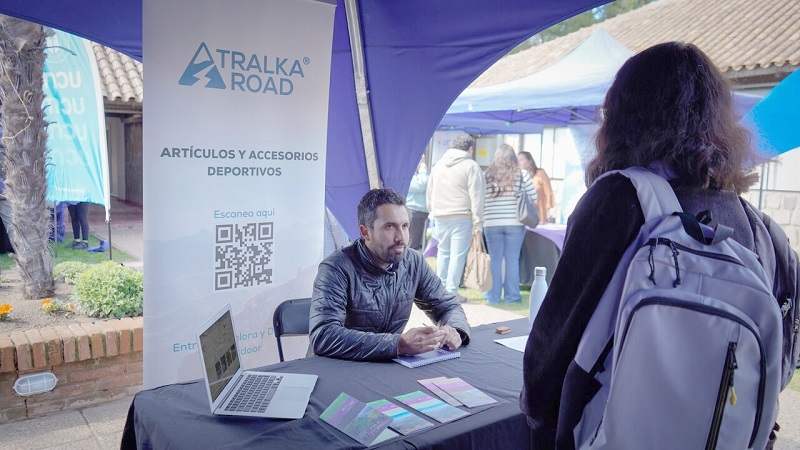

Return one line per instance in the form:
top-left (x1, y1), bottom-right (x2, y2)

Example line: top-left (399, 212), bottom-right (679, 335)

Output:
top-left (310, 238), bottom-right (470, 361)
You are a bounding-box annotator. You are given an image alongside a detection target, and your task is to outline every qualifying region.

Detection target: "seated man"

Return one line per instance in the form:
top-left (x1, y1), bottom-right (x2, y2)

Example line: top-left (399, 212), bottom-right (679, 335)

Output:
top-left (310, 188), bottom-right (470, 361)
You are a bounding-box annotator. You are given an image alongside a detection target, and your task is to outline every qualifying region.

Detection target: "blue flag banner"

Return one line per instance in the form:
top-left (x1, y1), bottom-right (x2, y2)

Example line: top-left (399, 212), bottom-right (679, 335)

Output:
top-left (742, 69), bottom-right (800, 156)
top-left (43, 29), bottom-right (110, 218)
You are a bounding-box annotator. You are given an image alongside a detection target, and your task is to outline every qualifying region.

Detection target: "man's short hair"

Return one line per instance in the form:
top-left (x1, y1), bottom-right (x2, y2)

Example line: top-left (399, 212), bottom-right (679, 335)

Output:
top-left (450, 133), bottom-right (474, 152)
top-left (358, 188), bottom-right (406, 229)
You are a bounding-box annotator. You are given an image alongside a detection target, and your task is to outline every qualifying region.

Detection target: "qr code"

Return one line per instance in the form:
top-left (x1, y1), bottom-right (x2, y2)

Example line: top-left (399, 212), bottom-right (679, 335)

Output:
top-left (214, 222), bottom-right (274, 290)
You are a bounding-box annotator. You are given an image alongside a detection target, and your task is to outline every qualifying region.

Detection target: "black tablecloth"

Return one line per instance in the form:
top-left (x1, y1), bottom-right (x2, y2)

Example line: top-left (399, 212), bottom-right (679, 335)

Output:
top-left (520, 229), bottom-right (561, 286)
top-left (122, 318), bottom-right (532, 449)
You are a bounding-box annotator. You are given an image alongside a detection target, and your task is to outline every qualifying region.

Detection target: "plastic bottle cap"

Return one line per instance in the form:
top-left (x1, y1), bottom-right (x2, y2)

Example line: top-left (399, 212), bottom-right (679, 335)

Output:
top-left (534, 266), bottom-right (546, 277)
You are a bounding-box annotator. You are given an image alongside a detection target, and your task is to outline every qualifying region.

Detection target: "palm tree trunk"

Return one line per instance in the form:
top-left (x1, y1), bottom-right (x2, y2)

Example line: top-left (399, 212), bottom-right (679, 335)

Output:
top-left (0, 16), bottom-right (55, 299)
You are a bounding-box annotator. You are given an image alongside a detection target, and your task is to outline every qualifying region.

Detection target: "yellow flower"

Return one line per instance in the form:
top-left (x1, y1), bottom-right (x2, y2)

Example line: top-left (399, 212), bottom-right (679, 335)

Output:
top-left (41, 298), bottom-right (52, 306)
top-left (0, 303), bottom-right (13, 315)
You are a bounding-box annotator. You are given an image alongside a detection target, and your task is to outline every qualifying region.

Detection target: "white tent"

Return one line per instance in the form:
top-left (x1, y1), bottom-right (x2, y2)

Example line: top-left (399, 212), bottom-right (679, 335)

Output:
top-left (441, 29), bottom-right (761, 134)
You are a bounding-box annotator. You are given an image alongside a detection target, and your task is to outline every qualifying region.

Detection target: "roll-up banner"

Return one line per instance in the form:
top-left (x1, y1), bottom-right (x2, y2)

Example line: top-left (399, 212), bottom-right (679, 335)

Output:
top-left (43, 29), bottom-right (110, 214)
top-left (143, 0), bottom-right (335, 388)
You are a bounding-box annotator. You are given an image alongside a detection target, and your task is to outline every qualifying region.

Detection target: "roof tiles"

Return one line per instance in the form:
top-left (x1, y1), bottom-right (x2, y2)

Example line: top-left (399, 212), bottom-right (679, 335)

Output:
top-left (474, 0), bottom-right (800, 87)
top-left (92, 43), bottom-right (143, 104)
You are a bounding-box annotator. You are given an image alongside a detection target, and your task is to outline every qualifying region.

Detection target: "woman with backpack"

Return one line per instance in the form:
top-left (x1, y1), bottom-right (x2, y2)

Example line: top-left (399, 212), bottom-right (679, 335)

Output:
top-left (520, 42), bottom-right (799, 449)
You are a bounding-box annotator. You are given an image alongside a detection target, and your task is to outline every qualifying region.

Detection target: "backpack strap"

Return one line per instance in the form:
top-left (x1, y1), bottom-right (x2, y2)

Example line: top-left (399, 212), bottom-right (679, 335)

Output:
top-left (597, 167), bottom-right (735, 245)
top-left (596, 167), bottom-right (682, 222)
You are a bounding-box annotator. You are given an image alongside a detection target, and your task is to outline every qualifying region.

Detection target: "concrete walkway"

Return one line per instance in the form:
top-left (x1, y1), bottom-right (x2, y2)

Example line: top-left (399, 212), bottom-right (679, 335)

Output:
top-left (2, 198), bottom-right (800, 449)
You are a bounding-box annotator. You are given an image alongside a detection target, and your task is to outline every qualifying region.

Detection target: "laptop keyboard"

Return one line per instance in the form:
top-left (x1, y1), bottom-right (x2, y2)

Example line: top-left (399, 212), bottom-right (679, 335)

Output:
top-left (225, 374), bottom-right (283, 413)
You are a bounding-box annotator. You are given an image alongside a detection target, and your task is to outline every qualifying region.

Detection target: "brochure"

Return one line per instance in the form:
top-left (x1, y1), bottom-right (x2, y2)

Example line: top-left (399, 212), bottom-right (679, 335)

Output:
top-left (394, 390), bottom-right (470, 423)
top-left (320, 392), bottom-right (393, 446)
top-left (418, 376), bottom-right (463, 406)
top-left (431, 377), bottom-right (497, 408)
top-left (367, 399), bottom-right (434, 435)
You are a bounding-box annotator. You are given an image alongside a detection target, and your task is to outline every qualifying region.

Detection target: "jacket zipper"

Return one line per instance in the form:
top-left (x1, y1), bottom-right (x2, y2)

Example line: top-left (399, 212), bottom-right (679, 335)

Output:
top-left (706, 342), bottom-right (738, 450)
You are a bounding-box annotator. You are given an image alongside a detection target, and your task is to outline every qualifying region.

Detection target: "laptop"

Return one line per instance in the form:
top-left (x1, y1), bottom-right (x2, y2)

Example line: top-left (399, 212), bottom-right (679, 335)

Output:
top-left (195, 304), bottom-right (317, 419)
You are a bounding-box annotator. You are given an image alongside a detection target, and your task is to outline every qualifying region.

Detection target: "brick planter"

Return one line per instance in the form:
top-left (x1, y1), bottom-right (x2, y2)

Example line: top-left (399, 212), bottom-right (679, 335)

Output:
top-left (0, 316), bottom-right (143, 423)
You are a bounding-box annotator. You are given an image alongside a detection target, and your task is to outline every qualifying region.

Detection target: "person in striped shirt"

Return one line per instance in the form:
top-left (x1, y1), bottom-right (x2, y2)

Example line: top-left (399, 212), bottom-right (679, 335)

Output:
top-left (482, 144), bottom-right (537, 304)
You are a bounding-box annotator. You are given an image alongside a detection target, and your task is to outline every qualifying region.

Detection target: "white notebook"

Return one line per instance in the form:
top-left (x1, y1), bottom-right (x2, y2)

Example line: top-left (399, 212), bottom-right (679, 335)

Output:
top-left (393, 348), bottom-right (461, 368)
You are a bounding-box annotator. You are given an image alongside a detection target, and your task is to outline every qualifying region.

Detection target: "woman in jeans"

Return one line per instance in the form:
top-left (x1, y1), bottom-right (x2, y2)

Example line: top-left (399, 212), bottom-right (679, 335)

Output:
top-left (482, 144), bottom-right (537, 304)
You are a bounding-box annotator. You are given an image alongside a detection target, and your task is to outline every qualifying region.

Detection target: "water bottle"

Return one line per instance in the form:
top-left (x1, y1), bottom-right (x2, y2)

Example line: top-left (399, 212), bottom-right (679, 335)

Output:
top-left (529, 267), bottom-right (548, 331)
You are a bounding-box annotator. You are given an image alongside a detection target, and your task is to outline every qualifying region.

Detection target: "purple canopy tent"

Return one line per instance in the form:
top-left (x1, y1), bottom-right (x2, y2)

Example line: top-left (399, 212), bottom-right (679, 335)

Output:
top-left (0, 0), bottom-right (609, 237)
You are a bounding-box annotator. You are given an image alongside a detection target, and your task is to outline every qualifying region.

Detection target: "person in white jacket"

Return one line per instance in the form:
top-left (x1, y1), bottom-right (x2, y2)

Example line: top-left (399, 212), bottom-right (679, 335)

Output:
top-left (426, 133), bottom-right (486, 301)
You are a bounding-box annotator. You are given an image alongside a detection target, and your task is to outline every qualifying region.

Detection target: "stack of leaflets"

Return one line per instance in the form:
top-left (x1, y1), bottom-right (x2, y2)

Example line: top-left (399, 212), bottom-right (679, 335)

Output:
top-left (394, 391), bottom-right (470, 423)
top-left (418, 377), bottom-right (497, 407)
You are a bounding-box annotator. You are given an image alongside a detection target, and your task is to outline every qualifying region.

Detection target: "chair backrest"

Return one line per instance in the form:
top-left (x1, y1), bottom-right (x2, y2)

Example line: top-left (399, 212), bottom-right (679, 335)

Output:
top-left (272, 298), bottom-right (312, 362)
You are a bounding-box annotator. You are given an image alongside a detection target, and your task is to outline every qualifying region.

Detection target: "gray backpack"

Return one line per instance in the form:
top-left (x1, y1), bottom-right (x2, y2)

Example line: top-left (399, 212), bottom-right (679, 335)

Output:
top-left (572, 167), bottom-right (784, 450)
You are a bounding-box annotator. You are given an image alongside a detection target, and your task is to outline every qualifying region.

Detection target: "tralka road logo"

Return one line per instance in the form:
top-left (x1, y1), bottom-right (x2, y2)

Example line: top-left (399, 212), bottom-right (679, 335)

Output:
top-left (178, 42), bottom-right (307, 95)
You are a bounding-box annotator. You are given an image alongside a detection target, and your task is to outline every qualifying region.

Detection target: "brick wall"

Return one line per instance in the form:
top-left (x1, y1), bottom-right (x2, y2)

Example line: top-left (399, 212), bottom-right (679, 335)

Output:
top-left (742, 190), bottom-right (800, 256)
top-left (0, 317), bottom-right (143, 423)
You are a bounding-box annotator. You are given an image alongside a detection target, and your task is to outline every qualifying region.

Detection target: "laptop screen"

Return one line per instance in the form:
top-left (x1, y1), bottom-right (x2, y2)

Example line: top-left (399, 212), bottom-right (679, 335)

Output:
top-left (199, 309), bottom-right (241, 402)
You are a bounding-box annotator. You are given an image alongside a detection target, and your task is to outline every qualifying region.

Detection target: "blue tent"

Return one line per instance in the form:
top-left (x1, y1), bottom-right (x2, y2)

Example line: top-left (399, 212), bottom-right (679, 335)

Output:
top-left (0, 0), bottom-right (609, 236)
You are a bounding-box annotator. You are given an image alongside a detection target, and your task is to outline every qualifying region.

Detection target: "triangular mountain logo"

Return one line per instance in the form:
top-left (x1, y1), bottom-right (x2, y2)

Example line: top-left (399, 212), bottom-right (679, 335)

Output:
top-left (179, 42), bottom-right (225, 89)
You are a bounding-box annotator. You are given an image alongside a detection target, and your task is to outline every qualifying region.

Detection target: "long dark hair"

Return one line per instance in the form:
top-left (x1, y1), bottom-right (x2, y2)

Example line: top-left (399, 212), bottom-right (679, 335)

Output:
top-left (517, 151), bottom-right (538, 174)
top-left (485, 144), bottom-right (519, 197)
top-left (586, 42), bottom-right (761, 193)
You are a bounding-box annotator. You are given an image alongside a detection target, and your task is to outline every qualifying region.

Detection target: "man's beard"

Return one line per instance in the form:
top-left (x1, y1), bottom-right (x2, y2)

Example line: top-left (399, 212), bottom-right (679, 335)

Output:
top-left (381, 243), bottom-right (405, 265)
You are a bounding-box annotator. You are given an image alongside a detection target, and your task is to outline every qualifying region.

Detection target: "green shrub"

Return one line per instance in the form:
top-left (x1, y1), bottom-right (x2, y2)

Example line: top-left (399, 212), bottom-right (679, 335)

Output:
top-left (71, 261), bottom-right (143, 318)
top-left (53, 261), bottom-right (90, 284)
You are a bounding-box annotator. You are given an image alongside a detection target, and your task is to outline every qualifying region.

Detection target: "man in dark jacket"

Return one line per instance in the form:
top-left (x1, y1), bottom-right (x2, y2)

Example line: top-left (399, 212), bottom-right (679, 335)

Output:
top-left (310, 188), bottom-right (470, 361)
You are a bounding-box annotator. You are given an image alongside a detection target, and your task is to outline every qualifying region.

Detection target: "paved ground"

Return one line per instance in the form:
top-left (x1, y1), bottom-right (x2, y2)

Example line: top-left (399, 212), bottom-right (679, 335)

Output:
top-left (2, 198), bottom-right (799, 449)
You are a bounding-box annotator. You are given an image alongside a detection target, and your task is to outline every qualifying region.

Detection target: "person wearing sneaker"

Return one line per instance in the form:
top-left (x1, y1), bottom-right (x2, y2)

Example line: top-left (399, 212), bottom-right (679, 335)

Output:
top-left (426, 133), bottom-right (485, 300)
top-left (310, 188), bottom-right (471, 362)
top-left (67, 202), bottom-right (90, 250)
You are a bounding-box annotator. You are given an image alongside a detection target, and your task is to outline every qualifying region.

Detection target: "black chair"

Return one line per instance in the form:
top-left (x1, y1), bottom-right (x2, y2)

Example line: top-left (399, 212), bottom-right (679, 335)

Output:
top-left (272, 298), bottom-right (312, 362)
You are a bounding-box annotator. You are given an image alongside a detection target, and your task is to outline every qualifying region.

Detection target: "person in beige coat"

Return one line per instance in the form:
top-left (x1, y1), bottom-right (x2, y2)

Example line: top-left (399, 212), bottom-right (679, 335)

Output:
top-left (426, 133), bottom-right (486, 301)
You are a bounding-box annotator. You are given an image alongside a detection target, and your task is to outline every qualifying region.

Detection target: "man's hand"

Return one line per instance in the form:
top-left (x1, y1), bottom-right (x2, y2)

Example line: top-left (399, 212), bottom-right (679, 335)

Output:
top-left (398, 326), bottom-right (445, 355)
top-left (439, 325), bottom-right (463, 350)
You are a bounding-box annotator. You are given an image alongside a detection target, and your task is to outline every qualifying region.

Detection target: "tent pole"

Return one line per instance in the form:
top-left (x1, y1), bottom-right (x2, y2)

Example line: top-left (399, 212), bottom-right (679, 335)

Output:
top-left (344, 0), bottom-right (382, 189)
top-left (107, 214), bottom-right (113, 260)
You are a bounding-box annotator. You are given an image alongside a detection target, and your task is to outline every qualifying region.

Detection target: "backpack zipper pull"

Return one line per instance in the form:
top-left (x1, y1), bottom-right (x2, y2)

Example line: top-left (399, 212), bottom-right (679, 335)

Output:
top-left (729, 343), bottom-right (738, 406)
top-left (669, 240), bottom-right (681, 287)
top-left (648, 240), bottom-right (657, 284)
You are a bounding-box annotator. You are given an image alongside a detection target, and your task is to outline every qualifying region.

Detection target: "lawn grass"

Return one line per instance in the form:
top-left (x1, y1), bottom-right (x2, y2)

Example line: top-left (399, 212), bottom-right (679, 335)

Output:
top-left (0, 234), bottom-right (136, 271)
top-left (426, 256), bottom-right (531, 318)
top-left (791, 368), bottom-right (800, 393)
